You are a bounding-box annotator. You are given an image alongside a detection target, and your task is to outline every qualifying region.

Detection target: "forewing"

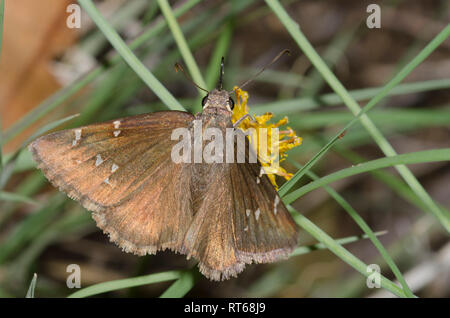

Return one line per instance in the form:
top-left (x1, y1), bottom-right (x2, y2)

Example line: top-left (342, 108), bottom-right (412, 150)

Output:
top-left (29, 111), bottom-right (195, 255)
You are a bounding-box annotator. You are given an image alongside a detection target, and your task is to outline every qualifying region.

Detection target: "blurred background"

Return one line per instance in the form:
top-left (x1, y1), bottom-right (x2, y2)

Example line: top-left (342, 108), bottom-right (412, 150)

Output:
top-left (0, 0), bottom-right (449, 297)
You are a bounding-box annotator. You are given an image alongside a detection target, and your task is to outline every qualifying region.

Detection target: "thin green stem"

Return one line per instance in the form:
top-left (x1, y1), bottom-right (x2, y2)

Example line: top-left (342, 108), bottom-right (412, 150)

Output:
top-left (290, 231), bottom-right (387, 257)
top-left (157, 0), bottom-right (207, 97)
top-left (160, 271), bottom-right (195, 298)
top-left (197, 20), bottom-right (234, 111)
top-left (253, 78), bottom-right (450, 114)
top-left (0, 191), bottom-right (40, 206)
top-left (205, 21), bottom-right (233, 90)
top-left (284, 148), bottom-right (450, 204)
top-left (68, 271), bottom-right (181, 298)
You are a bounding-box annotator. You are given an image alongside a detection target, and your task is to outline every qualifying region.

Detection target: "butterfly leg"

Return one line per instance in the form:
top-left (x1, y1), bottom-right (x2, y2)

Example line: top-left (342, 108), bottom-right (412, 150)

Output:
top-left (233, 114), bottom-right (256, 128)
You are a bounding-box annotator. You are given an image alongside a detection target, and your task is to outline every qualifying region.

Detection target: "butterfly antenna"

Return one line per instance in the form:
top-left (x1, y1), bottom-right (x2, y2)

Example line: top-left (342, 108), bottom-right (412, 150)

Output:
top-left (232, 49), bottom-right (291, 92)
top-left (219, 57), bottom-right (225, 90)
top-left (174, 63), bottom-right (209, 93)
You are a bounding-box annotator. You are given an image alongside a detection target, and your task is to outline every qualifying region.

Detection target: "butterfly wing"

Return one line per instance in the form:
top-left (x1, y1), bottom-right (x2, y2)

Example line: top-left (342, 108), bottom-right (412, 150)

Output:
top-left (182, 163), bottom-right (244, 281)
top-left (231, 161), bottom-right (299, 263)
top-left (183, 161), bottom-right (299, 281)
top-left (29, 111), bottom-right (195, 255)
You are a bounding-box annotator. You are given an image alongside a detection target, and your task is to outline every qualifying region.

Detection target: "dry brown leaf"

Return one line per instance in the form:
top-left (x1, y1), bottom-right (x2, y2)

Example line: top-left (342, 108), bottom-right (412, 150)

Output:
top-left (0, 0), bottom-right (78, 152)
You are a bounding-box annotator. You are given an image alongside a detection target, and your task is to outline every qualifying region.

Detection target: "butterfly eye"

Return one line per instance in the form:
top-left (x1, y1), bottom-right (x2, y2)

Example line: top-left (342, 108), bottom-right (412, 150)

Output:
top-left (202, 95), bottom-right (209, 107)
top-left (228, 97), bottom-right (235, 110)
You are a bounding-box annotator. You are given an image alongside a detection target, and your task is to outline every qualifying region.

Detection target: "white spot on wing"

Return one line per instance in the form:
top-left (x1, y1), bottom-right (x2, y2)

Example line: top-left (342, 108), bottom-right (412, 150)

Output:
top-left (113, 120), bottom-right (121, 129)
top-left (259, 167), bottom-right (265, 177)
top-left (104, 177), bottom-right (110, 185)
top-left (95, 154), bottom-right (104, 166)
top-left (113, 130), bottom-right (121, 137)
top-left (111, 163), bottom-right (119, 173)
top-left (244, 226), bottom-right (248, 232)
top-left (255, 208), bottom-right (260, 221)
top-left (72, 129), bottom-right (82, 146)
top-left (274, 196), bottom-right (280, 215)
top-left (256, 177), bottom-right (260, 184)
top-left (75, 129), bottom-right (82, 140)
top-left (246, 209), bottom-right (251, 218)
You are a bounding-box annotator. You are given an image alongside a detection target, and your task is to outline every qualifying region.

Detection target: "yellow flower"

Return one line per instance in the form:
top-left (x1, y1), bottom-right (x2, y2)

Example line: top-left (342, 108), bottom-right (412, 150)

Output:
top-left (232, 87), bottom-right (302, 189)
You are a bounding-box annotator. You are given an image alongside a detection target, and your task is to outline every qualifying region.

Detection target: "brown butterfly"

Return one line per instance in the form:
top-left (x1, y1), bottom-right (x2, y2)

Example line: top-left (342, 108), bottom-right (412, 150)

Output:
top-left (28, 57), bottom-right (299, 281)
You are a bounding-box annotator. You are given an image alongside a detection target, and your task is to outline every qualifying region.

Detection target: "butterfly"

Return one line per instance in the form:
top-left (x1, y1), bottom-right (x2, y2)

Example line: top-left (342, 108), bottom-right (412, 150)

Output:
top-left (28, 57), bottom-right (299, 281)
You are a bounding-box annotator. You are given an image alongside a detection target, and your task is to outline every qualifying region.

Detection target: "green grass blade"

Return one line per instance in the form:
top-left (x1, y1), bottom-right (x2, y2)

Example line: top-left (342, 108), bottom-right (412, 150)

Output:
top-left (0, 191), bottom-right (40, 206)
top-left (157, 0), bottom-right (207, 98)
top-left (253, 78), bottom-right (450, 114)
top-left (327, 142), bottom-right (450, 219)
top-left (286, 107), bottom-right (450, 130)
top-left (80, 0), bottom-right (149, 55)
top-left (78, 0), bottom-right (184, 111)
top-left (194, 20), bottom-right (234, 112)
top-left (25, 273), bottom-right (37, 298)
top-left (284, 148), bottom-right (450, 204)
top-left (205, 21), bottom-right (233, 90)
top-left (290, 231), bottom-right (387, 257)
top-left (277, 97), bottom-right (383, 198)
top-left (142, 1), bottom-right (159, 25)
top-left (160, 270), bottom-right (195, 298)
top-left (67, 271), bottom-right (181, 298)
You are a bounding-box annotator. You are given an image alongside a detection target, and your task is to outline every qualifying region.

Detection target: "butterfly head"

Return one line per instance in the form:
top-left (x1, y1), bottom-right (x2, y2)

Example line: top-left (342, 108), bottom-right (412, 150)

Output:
top-left (201, 57), bottom-right (235, 112)
top-left (201, 89), bottom-right (234, 112)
